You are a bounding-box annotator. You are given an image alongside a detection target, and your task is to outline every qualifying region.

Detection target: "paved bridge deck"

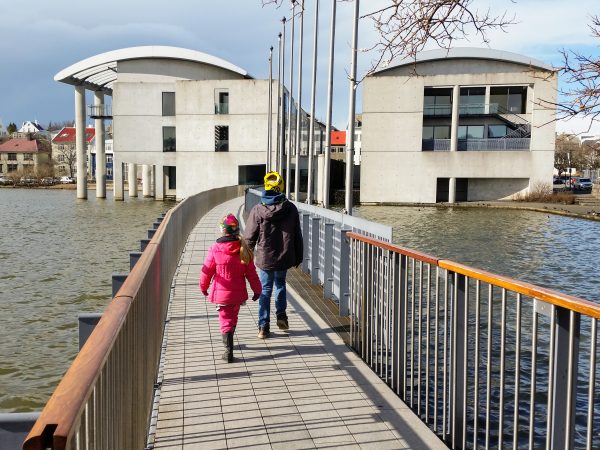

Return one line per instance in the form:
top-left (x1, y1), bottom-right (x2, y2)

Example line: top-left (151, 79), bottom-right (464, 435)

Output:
top-left (151, 197), bottom-right (444, 449)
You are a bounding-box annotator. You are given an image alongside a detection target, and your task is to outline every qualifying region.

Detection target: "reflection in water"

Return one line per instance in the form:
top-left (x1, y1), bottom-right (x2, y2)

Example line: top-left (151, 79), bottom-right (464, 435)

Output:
top-left (0, 189), bottom-right (171, 412)
top-left (357, 205), bottom-right (600, 302)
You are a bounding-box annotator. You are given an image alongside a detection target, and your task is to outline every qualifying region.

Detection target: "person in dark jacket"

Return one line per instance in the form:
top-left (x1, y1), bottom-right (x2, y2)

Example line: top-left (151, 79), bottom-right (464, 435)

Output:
top-left (244, 171), bottom-right (303, 339)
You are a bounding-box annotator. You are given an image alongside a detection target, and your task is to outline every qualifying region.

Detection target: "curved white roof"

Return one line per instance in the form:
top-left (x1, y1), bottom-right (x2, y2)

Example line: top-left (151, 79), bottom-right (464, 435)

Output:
top-left (372, 47), bottom-right (554, 75)
top-left (54, 46), bottom-right (251, 92)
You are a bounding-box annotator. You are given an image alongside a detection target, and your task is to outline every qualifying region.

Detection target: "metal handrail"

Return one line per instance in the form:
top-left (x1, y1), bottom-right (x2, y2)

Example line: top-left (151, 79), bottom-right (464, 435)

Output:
top-left (23, 185), bottom-right (245, 450)
top-left (347, 231), bottom-right (600, 449)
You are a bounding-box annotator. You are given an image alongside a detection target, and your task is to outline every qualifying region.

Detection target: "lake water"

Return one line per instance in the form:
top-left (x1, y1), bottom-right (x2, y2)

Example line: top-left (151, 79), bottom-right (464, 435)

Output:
top-left (1, 194), bottom-right (599, 415)
top-left (0, 189), bottom-right (170, 412)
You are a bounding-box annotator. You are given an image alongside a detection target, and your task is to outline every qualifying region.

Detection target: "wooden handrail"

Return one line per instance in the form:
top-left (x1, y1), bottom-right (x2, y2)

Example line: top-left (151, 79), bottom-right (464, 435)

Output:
top-left (347, 231), bottom-right (600, 320)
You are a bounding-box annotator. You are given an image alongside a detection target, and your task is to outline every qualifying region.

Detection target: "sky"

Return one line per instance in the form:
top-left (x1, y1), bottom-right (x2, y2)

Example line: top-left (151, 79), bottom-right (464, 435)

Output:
top-left (0, 0), bottom-right (598, 134)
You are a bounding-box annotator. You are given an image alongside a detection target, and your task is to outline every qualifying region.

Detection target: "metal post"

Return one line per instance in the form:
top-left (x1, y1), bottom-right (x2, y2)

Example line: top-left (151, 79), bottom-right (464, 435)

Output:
top-left (344, 0), bottom-right (359, 215)
top-left (310, 216), bottom-right (321, 284)
top-left (78, 313), bottom-right (102, 349)
top-left (339, 229), bottom-right (351, 316)
top-left (452, 273), bottom-right (467, 449)
top-left (551, 307), bottom-right (580, 449)
top-left (306, 0), bottom-right (319, 205)
top-left (111, 273), bottom-right (128, 298)
top-left (267, 46), bottom-right (274, 172)
top-left (129, 251), bottom-right (142, 270)
top-left (278, 25), bottom-right (286, 173)
top-left (323, 0), bottom-right (336, 209)
top-left (323, 222), bottom-right (334, 298)
top-left (286, 0), bottom-right (297, 198)
top-left (140, 239), bottom-right (150, 252)
top-left (294, 0), bottom-right (305, 199)
top-left (302, 213), bottom-right (310, 272)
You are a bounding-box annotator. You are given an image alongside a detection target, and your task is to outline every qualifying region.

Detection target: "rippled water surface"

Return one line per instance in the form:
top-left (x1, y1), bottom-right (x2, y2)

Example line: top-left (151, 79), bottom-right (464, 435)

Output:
top-left (0, 189), bottom-right (171, 412)
top-left (357, 205), bottom-right (600, 302)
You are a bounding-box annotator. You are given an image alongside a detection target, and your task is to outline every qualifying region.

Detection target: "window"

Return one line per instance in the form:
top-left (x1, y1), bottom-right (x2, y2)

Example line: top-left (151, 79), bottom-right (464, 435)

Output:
top-left (422, 125), bottom-right (451, 150)
top-left (8, 153), bottom-right (16, 161)
top-left (162, 92), bottom-right (175, 116)
top-left (458, 125), bottom-right (484, 140)
top-left (424, 88), bottom-right (452, 115)
top-left (488, 125), bottom-right (508, 138)
top-left (106, 154), bottom-right (113, 163)
top-left (490, 86), bottom-right (527, 114)
top-left (215, 126), bottom-right (229, 151)
top-left (163, 126), bottom-right (176, 152)
top-left (23, 153), bottom-right (33, 161)
top-left (215, 91), bottom-right (229, 114)
top-left (7, 164), bottom-right (17, 172)
top-left (459, 87), bottom-right (486, 114)
top-left (57, 155), bottom-right (65, 162)
top-left (167, 166), bottom-right (176, 190)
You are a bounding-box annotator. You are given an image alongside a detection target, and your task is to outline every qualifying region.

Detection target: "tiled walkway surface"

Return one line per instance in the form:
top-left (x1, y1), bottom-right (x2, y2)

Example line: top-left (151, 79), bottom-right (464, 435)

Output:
top-left (152, 197), bottom-right (445, 449)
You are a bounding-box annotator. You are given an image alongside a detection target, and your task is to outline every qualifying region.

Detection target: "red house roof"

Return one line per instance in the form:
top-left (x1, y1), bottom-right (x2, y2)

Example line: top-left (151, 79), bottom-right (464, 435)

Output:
top-left (52, 127), bottom-right (95, 144)
top-left (331, 131), bottom-right (346, 146)
top-left (0, 139), bottom-right (43, 153)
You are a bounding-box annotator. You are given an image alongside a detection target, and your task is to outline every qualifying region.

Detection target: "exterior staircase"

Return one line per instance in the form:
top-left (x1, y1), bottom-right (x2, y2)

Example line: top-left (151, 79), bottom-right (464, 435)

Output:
top-left (575, 185), bottom-right (600, 207)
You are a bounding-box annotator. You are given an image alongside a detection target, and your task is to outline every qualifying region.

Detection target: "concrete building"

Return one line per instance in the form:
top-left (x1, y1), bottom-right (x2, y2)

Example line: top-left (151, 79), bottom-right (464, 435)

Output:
top-left (360, 48), bottom-right (557, 203)
top-left (54, 46), bottom-right (287, 201)
top-left (0, 138), bottom-right (51, 175)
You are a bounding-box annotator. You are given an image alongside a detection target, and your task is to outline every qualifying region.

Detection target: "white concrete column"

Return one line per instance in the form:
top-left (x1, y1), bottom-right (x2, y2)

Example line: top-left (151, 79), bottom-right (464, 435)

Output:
top-left (484, 85), bottom-right (491, 114)
top-left (450, 85), bottom-right (460, 152)
top-left (448, 178), bottom-right (456, 203)
top-left (94, 92), bottom-right (106, 198)
top-left (142, 164), bottom-right (152, 197)
top-left (155, 165), bottom-right (164, 201)
top-left (128, 163), bottom-right (138, 198)
top-left (75, 86), bottom-right (87, 199)
top-left (316, 154), bottom-right (324, 204)
top-left (113, 159), bottom-right (124, 201)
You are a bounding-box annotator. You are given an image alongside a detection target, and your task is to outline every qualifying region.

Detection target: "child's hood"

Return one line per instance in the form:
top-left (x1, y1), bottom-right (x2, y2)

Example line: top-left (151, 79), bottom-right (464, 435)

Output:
top-left (214, 237), bottom-right (241, 255)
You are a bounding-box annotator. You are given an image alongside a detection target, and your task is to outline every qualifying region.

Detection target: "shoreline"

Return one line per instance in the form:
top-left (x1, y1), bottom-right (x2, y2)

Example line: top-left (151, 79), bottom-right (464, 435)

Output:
top-left (3, 185), bottom-right (600, 221)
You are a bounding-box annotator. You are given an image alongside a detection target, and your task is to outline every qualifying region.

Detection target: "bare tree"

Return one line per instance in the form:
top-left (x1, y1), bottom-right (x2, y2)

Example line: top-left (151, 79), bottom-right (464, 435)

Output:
top-left (549, 16), bottom-right (600, 127)
top-left (262, 0), bottom-right (514, 76)
top-left (54, 145), bottom-right (77, 177)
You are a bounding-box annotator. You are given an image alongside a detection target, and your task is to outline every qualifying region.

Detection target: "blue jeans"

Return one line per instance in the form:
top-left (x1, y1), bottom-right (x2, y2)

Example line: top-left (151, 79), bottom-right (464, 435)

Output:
top-left (257, 269), bottom-right (287, 329)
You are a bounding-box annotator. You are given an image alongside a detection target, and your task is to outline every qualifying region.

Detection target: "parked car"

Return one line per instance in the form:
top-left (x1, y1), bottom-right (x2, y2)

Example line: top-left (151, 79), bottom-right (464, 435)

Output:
top-left (19, 176), bottom-right (38, 187)
top-left (0, 176), bottom-right (15, 186)
top-left (552, 178), bottom-right (567, 192)
top-left (59, 176), bottom-right (75, 184)
top-left (40, 177), bottom-right (54, 186)
top-left (574, 177), bottom-right (593, 192)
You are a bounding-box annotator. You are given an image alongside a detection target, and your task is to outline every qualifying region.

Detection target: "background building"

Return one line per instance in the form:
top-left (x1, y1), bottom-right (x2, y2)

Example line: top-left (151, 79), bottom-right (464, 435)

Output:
top-left (360, 48), bottom-right (557, 204)
top-left (51, 126), bottom-right (95, 177)
top-left (0, 138), bottom-right (51, 175)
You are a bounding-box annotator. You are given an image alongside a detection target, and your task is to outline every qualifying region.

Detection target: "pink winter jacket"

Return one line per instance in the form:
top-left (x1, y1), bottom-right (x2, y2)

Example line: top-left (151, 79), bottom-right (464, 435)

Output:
top-left (199, 239), bottom-right (262, 305)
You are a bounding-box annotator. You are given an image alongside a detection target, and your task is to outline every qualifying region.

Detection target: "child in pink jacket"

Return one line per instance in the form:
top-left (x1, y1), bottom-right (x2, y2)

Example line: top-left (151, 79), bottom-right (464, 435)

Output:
top-left (200, 214), bottom-right (262, 363)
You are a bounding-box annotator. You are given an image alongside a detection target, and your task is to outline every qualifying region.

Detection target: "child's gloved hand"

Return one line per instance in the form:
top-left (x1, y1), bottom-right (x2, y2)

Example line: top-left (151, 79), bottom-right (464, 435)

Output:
top-left (202, 290), bottom-right (209, 296)
top-left (252, 293), bottom-right (260, 301)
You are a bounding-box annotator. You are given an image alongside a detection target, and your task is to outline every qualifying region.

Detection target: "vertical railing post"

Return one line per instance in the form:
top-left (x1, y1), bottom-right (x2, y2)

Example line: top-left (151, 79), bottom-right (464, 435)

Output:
top-left (140, 239), bottom-right (150, 252)
top-left (302, 213), bottom-right (310, 272)
top-left (310, 217), bottom-right (321, 284)
top-left (78, 313), bottom-right (102, 350)
top-left (323, 223), bottom-right (334, 299)
top-left (391, 252), bottom-right (400, 392)
top-left (551, 307), bottom-right (580, 449)
top-left (130, 251), bottom-right (142, 270)
top-left (112, 273), bottom-right (128, 298)
top-left (339, 229), bottom-right (351, 316)
top-left (452, 273), bottom-right (466, 449)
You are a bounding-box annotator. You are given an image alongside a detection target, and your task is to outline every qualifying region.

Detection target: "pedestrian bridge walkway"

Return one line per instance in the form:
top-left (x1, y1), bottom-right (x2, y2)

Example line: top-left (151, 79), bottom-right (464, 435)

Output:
top-left (150, 197), bottom-right (443, 449)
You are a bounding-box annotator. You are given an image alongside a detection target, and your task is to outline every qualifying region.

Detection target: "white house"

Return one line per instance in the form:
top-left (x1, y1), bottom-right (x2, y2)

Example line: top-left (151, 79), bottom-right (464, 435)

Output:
top-left (19, 120), bottom-right (45, 134)
top-left (360, 48), bottom-right (557, 204)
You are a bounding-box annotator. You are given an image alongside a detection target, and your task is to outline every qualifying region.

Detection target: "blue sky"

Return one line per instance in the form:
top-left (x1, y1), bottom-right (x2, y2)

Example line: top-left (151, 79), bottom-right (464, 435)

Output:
top-left (0, 0), bottom-right (598, 133)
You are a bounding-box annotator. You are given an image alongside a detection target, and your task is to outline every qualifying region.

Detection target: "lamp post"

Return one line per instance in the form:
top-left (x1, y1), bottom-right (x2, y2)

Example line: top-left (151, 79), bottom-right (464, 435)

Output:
top-left (294, 0), bottom-right (305, 199)
top-left (276, 32), bottom-right (283, 172)
top-left (322, 0), bottom-right (337, 209)
top-left (286, 0), bottom-right (297, 198)
top-left (267, 46), bottom-right (273, 172)
top-left (279, 20), bottom-right (287, 173)
top-left (306, 0), bottom-right (319, 204)
top-left (344, 0), bottom-right (359, 215)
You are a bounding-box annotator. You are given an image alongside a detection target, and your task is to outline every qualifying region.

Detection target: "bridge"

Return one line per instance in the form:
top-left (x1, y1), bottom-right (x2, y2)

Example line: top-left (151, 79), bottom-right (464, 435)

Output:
top-left (16, 186), bottom-right (600, 449)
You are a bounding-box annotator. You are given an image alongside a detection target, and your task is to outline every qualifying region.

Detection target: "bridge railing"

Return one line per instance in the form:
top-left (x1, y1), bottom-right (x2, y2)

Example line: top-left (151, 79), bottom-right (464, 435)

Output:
top-left (245, 188), bottom-right (392, 314)
top-left (348, 232), bottom-right (600, 450)
top-left (23, 185), bottom-right (245, 450)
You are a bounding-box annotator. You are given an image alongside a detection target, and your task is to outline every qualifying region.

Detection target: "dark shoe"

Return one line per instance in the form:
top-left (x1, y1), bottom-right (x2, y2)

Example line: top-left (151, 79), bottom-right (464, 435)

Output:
top-left (257, 326), bottom-right (270, 339)
top-left (276, 315), bottom-right (289, 331)
top-left (221, 332), bottom-right (234, 363)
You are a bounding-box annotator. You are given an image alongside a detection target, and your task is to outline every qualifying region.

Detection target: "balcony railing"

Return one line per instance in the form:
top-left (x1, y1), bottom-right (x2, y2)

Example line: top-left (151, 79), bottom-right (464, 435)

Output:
top-left (214, 103), bottom-right (229, 114)
top-left (422, 138), bottom-right (531, 152)
top-left (88, 104), bottom-right (112, 119)
top-left (424, 103), bottom-right (528, 117)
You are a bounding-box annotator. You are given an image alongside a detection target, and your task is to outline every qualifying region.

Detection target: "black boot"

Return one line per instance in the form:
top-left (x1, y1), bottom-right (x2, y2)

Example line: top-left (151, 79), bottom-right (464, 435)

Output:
top-left (221, 332), bottom-right (234, 363)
